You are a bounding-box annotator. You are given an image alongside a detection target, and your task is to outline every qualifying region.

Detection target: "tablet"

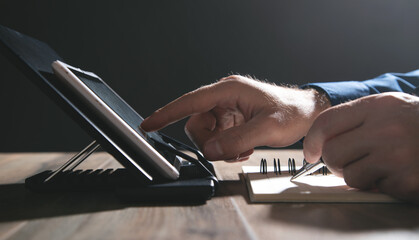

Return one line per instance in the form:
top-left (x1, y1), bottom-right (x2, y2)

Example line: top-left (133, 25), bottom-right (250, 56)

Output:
top-left (52, 60), bottom-right (180, 180)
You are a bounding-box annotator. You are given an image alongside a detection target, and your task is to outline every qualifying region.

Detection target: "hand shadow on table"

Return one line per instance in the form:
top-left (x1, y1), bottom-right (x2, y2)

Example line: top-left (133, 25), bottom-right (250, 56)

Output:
top-left (0, 183), bottom-right (206, 222)
top-left (268, 181), bottom-right (419, 232)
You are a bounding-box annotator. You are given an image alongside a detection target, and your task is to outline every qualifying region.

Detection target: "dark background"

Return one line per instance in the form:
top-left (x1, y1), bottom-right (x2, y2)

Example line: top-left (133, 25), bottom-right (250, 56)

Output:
top-left (0, 0), bottom-right (418, 152)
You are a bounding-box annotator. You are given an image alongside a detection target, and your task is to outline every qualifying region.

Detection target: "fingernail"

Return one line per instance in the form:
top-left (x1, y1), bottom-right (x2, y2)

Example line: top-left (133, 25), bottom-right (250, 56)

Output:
top-left (224, 155), bottom-right (240, 163)
top-left (204, 140), bottom-right (223, 160)
top-left (224, 159), bottom-right (238, 163)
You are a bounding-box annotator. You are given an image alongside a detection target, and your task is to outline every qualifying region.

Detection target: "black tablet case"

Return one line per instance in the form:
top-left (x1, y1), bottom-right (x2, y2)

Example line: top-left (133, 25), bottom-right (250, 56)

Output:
top-left (0, 25), bottom-right (218, 203)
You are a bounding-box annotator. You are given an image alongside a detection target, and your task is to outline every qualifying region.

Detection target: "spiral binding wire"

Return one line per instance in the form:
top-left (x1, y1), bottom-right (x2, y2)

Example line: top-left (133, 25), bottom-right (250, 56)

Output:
top-left (273, 158), bottom-right (281, 175)
top-left (259, 158), bottom-right (328, 176)
top-left (288, 158), bottom-right (296, 175)
top-left (260, 158), bottom-right (267, 174)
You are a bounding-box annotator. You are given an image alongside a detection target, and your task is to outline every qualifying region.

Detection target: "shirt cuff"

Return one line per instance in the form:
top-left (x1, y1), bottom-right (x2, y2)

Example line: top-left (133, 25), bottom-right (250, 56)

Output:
top-left (300, 81), bottom-right (371, 106)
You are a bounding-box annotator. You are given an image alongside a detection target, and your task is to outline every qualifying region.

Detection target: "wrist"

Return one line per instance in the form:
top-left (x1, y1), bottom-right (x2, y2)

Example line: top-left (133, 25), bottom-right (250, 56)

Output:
top-left (289, 87), bottom-right (331, 130)
top-left (273, 85), bottom-right (331, 125)
top-left (312, 88), bottom-right (331, 113)
top-left (283, 86), bottom-right (331, 118)
top-left (264, 85), bottom-right (332, 145)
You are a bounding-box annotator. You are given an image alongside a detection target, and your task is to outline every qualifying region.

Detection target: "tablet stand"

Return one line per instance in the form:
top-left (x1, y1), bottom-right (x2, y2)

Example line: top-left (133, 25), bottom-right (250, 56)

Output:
top-left (25, 134), bottom-right (218, 203)
top-left (43, 140), bottom-right (101, 183)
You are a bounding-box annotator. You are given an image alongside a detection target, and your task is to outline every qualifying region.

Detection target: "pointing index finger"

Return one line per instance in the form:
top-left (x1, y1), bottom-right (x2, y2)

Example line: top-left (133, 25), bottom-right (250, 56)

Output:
top-left (141, 83), bottom-right (227, 132)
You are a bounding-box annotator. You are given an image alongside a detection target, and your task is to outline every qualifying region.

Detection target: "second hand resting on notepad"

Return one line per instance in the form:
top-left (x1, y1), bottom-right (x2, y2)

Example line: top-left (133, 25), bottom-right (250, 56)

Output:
top-left (140, 75), bottom-right (419, 202)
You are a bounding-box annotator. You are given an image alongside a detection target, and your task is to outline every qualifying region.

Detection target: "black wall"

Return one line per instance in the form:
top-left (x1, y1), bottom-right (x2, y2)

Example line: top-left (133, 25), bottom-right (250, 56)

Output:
top-left (1, 0), bottom-right (419, 151)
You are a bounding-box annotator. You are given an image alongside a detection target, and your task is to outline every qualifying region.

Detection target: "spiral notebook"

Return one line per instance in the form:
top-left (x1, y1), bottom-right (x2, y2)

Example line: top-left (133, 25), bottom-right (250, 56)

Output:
top-left (243, 159), bottom-right (399, 203)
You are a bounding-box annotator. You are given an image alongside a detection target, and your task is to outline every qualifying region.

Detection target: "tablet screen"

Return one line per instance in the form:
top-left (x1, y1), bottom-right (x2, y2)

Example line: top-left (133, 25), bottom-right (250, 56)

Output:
top-left (52, 60), bottom-right (182, 180)
top-left (69, 69), bottom-right (166, 154)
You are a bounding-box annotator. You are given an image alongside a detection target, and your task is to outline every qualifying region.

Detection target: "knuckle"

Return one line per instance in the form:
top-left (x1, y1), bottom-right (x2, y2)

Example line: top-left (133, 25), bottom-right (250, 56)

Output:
top-left (219, 75), bottom-right (252, 86)
top-left (219, 75), bottom-right (242, 83)
top-left (180, 91), bottom-right (195, 105)
top-left (376, 93), bottom-right (407, 107)
top-left (225, 75), bottom-right (242, 81)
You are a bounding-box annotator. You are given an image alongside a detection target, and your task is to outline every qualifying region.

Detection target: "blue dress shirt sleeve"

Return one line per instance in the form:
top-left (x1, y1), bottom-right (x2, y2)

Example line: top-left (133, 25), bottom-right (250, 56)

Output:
top-left (301, 69), bottom-right (419, 106)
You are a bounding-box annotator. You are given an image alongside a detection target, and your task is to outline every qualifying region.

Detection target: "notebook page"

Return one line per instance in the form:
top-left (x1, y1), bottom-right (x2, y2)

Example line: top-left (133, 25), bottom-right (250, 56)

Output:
top-left (242, 166), bottom-right (398, 203)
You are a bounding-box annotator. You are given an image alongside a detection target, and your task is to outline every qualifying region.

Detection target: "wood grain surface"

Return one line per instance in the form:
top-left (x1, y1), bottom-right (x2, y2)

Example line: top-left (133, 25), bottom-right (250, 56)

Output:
top-left (0, 150), bottom-right (418, 240)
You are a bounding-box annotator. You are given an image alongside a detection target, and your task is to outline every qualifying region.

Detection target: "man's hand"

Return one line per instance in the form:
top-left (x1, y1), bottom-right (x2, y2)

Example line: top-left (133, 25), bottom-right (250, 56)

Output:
top-left (304, 92), bottom-right (419, 202)
top-left (141, 75), bottom-right (330, 161)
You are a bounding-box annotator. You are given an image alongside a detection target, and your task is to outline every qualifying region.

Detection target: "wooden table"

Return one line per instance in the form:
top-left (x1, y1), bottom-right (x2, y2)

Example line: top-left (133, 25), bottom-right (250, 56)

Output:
top-left (0, 150), bottom-right (418, 240)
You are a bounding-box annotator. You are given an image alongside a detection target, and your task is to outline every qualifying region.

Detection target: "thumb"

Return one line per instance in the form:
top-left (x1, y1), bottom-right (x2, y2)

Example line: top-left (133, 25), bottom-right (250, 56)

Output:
top-left (202, 120), bottom-right (269, 160)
